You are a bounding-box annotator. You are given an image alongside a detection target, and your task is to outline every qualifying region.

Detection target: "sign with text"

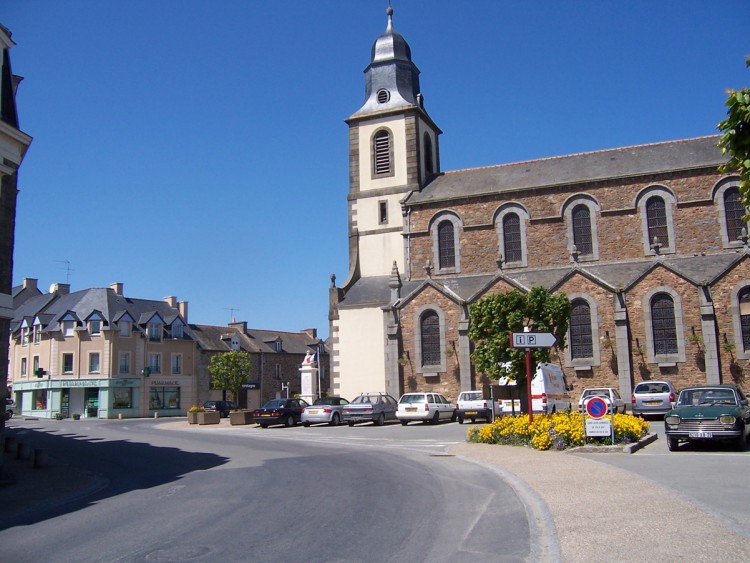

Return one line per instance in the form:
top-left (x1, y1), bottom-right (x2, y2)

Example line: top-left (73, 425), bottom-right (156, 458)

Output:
top-left (585, 417), bottom-right (612, 437)
top-left (509, 332), bottom-right (557, 349)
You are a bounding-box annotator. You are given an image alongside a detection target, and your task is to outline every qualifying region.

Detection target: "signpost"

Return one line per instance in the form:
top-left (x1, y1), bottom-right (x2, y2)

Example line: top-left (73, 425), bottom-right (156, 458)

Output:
top-left (583, 396), bottom-right (615, 444)
top-left (509, 330), bottom-right (557, 423)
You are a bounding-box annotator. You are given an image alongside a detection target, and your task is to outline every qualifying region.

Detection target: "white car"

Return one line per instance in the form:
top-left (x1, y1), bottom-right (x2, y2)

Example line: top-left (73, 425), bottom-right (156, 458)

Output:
top-left (578, 388), bottom-right (627, 414)
top-left (396, 392), bottom-right (457, 425)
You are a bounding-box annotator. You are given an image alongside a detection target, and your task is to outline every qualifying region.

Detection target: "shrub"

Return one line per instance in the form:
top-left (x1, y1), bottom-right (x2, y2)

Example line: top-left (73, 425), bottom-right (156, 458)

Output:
top-left (466, 411), bottom-right (649, 451)
top-left (188, 405), bottom-right (205, 413)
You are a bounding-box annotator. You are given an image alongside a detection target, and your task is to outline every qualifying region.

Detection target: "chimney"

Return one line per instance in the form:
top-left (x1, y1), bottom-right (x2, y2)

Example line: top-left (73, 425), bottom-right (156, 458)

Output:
top-left (302, 328), bottom-right (317, 339)
top-left (164, 296), bottom-right (177, 308)
top-left (24, 278), bottom-right (38, 291)
top-left (229, 320), bottom-right (247, 332)
top-left (51, 283), bottom-right (70, 295)
top-left (110, 282), bottom-right (124, 295)
top-left (178, 301), bottom-right (188, 322)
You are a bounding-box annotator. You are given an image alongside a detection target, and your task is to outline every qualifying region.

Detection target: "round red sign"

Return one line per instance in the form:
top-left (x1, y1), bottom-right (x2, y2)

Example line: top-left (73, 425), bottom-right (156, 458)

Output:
top-left (585, 397), bottom-right (608, 419)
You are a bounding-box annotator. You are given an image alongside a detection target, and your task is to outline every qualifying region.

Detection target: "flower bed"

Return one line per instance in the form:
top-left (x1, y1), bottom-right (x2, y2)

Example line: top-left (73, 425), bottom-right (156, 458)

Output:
top-left (466, 411), bottom-right (649, 451)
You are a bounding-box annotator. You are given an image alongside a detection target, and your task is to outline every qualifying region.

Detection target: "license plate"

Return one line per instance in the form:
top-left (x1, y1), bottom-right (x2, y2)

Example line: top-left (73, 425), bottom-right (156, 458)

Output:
top-left (406, 408), bottom-right (416, 412)
top-left (308, 410), bottom-right (319, 414)
top-left (261, 413), bottom-right (271, 417)
top-left (689, 431), bottom-right (713, 438)
top-left (465, 411), bottom-right (478, 416)
top-left (645, 401), bottom-right (660, 405)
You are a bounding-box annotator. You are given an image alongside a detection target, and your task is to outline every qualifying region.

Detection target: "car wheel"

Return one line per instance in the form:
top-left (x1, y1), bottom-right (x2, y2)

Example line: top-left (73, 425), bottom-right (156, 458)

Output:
top-left (458, 416), bottom-right (464, 425)
top-left (260, 424), bottom-right (268, 429)
top-left (347, 421), bottom-right (355, 427)
top-left (666, 434), bottom-right (678, 451)
top-left (330, 413), bottom-right (341, 426)
top-left (736, 425), bottom-right (747, 451)
top-left (285, 415), bottom-right (295, 427)
top-left (303, 421), bottom-right (311, 427)
top-left (401, 420), bottom-right (409, 426)
top-left (429, 411), bottom-right (440, 425)
top-left (451, 411), bottom-right (458, 422)
top-left (375, 413), bottom-right (385, 426)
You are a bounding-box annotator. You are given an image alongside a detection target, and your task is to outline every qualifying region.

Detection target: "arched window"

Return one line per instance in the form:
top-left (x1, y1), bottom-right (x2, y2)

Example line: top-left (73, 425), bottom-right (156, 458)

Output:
top-left (373, 129), bottom-right (392, 176)
top-left (502, 213), bottom-right (522, 263)
top-left (646, 196), bottom-right (669, 248)
top-left (651, 293), bottom-right (677, 355)
top-left (570, 299), bottom-right (593, 359)
top-left (572, 204), bottom-right (593, 255)
top-left (420, 310), bottom-right (441, 366)
top-left (740, 287), bottom-right (750, 352)
top-left (423, 133), bottom-right (434, 177)
top-left (724, 187), bottom-right (746, 242)
top-left (438, 220), bottom-right (455, 269)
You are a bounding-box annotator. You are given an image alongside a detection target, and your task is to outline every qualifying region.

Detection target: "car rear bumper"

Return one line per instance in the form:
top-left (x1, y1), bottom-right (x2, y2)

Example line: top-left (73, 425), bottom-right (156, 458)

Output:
top-left (396, 411), bottom-right (432, 421)
top-left (632, 405), bottom-right (672, 416)
top-left (301, 413), bottom-right (332, 424)
top-left (254, 415), bottom-right (285, 425)
top-left (343, 414), bottom-right (375, 423)
top-left (458, 408), bottom-right (491, 418)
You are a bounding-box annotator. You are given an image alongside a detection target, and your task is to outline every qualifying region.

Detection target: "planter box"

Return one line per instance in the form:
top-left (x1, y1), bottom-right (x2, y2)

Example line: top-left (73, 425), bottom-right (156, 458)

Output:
top-left (187, 411), bottom-right (200, 424)
top-left (230, 410), bottom-right (254, 425)
top-left (197, 411), bottom-right (220, 425)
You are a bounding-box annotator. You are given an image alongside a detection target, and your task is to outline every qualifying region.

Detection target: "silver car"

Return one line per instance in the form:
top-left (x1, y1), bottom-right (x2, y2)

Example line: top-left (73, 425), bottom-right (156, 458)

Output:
top-left (631, 380), bottom-right (676, 418)
top-left (342, 393), bottom-right (398, 426)
top-left (301, 396), bottom-right (350, 426)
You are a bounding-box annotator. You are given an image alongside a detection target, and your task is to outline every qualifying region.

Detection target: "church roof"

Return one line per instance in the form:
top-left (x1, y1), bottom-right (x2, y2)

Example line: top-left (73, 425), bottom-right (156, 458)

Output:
top-left (407, 136), bottom-right (727, 205)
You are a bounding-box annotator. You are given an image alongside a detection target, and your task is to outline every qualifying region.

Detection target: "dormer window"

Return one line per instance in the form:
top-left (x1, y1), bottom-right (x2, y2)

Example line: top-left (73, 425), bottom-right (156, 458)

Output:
top-left (119, 320), bottom-right (132, 338)
top-left (148, 322), bottom-right (162, 342)
top-left (89, 319), bottom-right (101, 335)
top-left (171, 323), bottom-right (183, 339)
top-left (62, 320), bottom-right (75, 337)
top-left (21, 327), bottom-right (29, 346)
top-left (376, 89), bottom-right (390, 104)
top-left (275, 341), bottom-right (282, 352)
top-left (33, 324), bottom-right (41, 344)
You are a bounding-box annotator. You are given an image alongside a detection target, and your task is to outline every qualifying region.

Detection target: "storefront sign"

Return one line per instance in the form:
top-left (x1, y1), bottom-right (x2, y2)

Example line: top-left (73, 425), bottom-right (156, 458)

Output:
top-left (150, 380), bottom-right (180, 386)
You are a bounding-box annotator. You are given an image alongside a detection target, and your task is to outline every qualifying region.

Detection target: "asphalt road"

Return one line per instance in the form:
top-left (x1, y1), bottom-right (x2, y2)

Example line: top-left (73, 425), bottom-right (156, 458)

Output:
top-left (2, 418), bottom-right (530, 562)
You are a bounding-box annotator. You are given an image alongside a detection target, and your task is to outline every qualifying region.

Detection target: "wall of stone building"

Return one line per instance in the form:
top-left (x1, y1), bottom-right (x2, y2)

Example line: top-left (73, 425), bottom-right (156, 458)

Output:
top-left (708, 257), bottom-right (750, 386)
top-left (406, 170), bottom-right (732, 279)
top-left (625, 267), bottom-right (707, 390)
top-left (398, 286), bottom-right (465, 401)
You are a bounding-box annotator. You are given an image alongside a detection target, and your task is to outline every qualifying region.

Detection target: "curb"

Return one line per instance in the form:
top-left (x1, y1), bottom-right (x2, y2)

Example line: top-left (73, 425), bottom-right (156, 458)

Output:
top-left (565, 432), bottom-right (658, 454)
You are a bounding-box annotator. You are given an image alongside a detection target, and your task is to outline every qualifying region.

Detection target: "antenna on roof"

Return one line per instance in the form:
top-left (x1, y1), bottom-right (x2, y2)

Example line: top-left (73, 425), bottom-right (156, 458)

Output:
top-left (56, 260), bottom-right (74, 284)
top-left (224, 307), bottom-right (240, 323)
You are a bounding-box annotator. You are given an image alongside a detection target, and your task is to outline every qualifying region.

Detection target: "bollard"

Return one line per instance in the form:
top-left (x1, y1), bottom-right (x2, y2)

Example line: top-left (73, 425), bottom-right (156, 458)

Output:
top-left (154, 412), bottom-right (159, 419)
top-left (118, 413), bottom-right (123, 420)
top-left (33, 448), bottom-right (49, 468)
top-left (5, 436), bottom-right (17, 453)
top-left (17, 442), bottom-right (32, 460)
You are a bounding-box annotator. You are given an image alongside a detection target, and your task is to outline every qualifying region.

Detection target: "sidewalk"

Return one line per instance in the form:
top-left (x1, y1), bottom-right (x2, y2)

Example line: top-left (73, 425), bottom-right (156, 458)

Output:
top-left (3, 419), bottom-right (749, 562)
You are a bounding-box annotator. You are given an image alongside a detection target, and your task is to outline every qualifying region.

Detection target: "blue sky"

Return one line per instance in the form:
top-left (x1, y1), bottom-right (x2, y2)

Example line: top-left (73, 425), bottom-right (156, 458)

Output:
top-left (4, 1), bottom-right (749, 339)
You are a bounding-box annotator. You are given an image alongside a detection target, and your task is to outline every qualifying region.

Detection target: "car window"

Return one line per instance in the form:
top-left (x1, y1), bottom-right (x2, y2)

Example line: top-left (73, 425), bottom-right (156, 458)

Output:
top-left (462, 392), bottom-right (482, 401)
top-left (400, 394), bottom-right (424, 404)
top-left (262, 399), bottom-right (285, 409)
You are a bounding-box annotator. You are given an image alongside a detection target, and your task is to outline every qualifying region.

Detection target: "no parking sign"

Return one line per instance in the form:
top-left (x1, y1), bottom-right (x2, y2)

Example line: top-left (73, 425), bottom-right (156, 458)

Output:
top-left (585, 397), bottom-right (608, 419)
top-left (584, 396), bottom-right (614, 441)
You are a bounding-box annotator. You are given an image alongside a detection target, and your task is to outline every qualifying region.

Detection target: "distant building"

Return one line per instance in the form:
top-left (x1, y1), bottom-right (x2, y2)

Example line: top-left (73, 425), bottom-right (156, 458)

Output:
top-left (329, 8), bottom-right (745, 404)
top-left (9, 281), bottom-right (195, 418)
top-left (191, 322), bottom-right (330, 408)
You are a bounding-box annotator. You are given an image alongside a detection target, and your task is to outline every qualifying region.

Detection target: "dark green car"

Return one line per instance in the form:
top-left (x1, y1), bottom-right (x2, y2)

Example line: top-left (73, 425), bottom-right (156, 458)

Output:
top-left (664, 384), bottom-right (750, 452)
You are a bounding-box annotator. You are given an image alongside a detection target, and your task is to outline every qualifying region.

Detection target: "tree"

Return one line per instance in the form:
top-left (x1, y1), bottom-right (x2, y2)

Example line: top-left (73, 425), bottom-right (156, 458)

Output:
top-left (718, 56), bottom-right (750, 207)
top-left (469, 287), bottom-right (570, 410)
top-left (208, 351), bottom-right (252, 404)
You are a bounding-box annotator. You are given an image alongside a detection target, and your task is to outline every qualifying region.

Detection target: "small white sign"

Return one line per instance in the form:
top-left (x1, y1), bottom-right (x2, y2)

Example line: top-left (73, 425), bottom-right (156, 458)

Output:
top-left (510, 332), bottom-right (557, 348)
top-left (585, 417), bottom-right (612, 437)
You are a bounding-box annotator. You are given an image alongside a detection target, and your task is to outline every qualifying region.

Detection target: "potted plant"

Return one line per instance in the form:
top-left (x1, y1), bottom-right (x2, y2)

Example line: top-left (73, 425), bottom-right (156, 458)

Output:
top-left (197, 409), bottom-right (220, 425)
top-left (55, 412), bottom-right (64, 421)
top-left (230, 409), bottom-right (254, 425)
top-left (72, 413), bottom-right (81, 420)
top-left (187, 405), bottom-right (204, 424)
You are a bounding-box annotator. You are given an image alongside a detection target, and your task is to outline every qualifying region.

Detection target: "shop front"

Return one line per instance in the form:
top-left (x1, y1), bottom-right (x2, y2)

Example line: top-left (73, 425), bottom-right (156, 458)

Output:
top-left (12, 378), bottom-right (143, 419)
top-left (146, 377), bottom-right (194, 417)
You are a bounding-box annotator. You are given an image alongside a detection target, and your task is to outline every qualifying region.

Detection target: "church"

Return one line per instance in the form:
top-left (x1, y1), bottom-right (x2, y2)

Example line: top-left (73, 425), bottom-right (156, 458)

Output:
top-left (328, 7), bottom-right (745, 405)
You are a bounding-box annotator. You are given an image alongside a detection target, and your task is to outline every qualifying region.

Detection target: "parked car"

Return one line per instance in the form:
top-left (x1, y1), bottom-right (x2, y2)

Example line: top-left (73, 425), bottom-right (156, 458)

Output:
top-left (631, 380), bottom-right (676, 418)
top-left (578, 388), bottom-right (626, 414)
top-left (665, 384), bottom-right (750, 451)
top-left (396, 392), bottom-right (457, 425)
top-left (342, 393), bottom-right (398, 426)
top-left (301, 396), bottom-right (350, 426)
top-left (202, 400), bottom-right (237, 418)
top-left (456, 390), bottom-right (501, 423)
top-left (253, 398), bottom-right (310, 428)
top-left (3, 398), bottom-right (13, 420)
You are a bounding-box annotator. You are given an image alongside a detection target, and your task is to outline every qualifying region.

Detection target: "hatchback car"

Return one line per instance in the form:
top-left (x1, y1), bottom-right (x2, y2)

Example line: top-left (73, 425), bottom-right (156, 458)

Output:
top-left (396, 392), bottom-right (457, 425)
top-left (631, 380), bottom-right (676, 418)
top-left (342, 393), bottom-right (398, 426)
top-left (202, 400), bottom-right (237, 418)
top-left (301, 396), bottom-right (350, 426)
top-left (578, 388), bottom-right (626, 414)
top-left (665, 384), bottom-right (750, 451)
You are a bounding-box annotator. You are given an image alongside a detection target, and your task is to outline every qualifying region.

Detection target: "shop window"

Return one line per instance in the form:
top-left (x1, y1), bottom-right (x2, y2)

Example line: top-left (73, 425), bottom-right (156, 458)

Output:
top-left (112, 388), bottom-right (133, 409)
top-left (150, 386), bottom-right (180, 410)
top-left (34, 389), bottom-right (47, 410)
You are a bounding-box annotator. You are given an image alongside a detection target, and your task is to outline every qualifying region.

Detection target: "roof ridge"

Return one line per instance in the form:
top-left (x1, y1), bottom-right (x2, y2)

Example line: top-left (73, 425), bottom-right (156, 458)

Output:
top-left (444, 135), bottom-right (721, 175)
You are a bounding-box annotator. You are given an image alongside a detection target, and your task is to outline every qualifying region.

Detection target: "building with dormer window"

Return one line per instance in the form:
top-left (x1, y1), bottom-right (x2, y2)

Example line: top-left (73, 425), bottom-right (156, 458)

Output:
top-left (8, 280), bottom-right (195, 418)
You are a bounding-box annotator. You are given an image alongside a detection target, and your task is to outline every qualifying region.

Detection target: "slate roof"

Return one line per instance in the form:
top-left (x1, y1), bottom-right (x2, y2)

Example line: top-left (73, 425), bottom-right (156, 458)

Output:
top-left (407, 136), bottom-right (727, 206)
top-left (339, 253), bottom-right (749, 309)
top-left (10, 287), bottom-right (188, 337)
top-left (190, 325), bottom-right (325, 355)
